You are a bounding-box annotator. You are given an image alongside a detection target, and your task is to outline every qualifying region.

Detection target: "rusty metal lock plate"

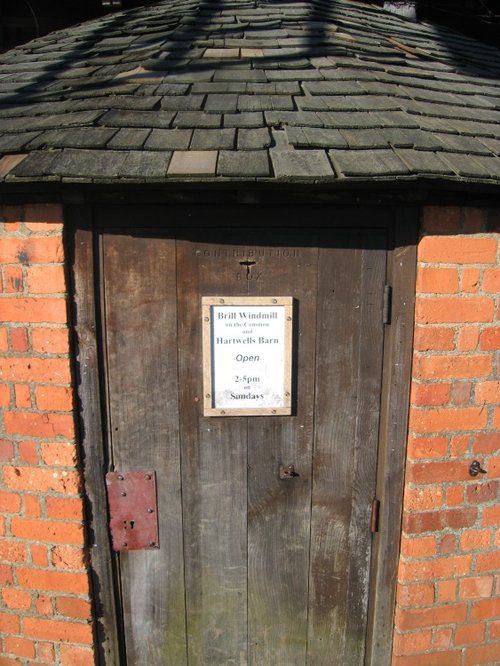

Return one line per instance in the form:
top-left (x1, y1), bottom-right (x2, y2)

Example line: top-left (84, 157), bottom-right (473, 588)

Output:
top-left (106, 471), bottom-right (159, 551)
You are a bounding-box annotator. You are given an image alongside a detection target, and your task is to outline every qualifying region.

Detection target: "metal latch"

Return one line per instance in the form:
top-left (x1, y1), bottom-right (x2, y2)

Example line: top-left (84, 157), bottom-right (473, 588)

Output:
top-left (105, 471), bottom-right (159, 551)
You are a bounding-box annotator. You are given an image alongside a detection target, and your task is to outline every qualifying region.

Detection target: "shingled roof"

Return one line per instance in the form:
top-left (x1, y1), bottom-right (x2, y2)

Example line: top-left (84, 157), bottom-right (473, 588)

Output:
top-left (1, 0), bottom-right (500, 186)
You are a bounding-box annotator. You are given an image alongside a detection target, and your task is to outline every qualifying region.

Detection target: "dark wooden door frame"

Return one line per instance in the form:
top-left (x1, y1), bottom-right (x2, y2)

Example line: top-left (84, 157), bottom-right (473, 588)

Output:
top-left (67, 202), bottom-right (417, 666)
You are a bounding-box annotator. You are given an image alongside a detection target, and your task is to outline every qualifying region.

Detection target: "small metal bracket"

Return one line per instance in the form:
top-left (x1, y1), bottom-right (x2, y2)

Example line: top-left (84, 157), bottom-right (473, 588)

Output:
top-left (106, 471), bottom-right (159, 551)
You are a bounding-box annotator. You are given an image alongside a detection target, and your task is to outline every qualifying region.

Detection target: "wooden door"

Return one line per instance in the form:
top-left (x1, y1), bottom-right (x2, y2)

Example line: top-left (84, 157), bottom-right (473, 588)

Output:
top-left (97, 208), bottom-right (387, 665)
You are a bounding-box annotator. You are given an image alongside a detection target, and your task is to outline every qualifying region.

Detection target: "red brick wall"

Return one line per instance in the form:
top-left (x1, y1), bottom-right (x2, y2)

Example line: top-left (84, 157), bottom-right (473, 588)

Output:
top-left (393, 206), bottom-right (500, 665)
top-left (0, 204), bottom-right (95, 666)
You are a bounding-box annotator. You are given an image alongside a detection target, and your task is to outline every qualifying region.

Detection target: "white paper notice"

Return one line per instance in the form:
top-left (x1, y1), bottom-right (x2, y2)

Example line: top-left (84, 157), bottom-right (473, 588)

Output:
top-left (211, 305), bottom-right (287, 410)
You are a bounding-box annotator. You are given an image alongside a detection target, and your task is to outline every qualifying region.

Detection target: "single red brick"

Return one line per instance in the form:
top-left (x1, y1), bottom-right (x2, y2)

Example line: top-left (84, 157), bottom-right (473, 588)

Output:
top-left (446, 485), bottom-right (464, 507)
top-left (410, 407), bottom-right (487, 434)
top-left (51, 545), bottom-right (86, 570)
top-left (59, 644), bottom-right (96, 666)
top-left (400, 555), bottom-right (472, 583)
top-left (31, 327), bottom-right (69, 353)
top-left (455, 622), bottom-right (486, 645)
top-left (46, 497), bottom-right (83, 521)
top-left (2, 587), bottom-right (32, 610)
top-left (476, 551), bottom-right (500, 572)
top-left (0, 297), bottom-right (67, 324)
top-left (16, 568), bottom-right (89, 594)
top-left (4, 411), bottom-right (75, 439)
top-left (415, 297), bottom-right (494, 324)
top-left (35, 386), bottom-right (73, 412)
top-left (23, 617), bottom-right (92, 644)
top-left (392, 629), bottom-right (433, 655)
top-left (24, 494), bottom-right (41, 518)
top-left (456, 326), bottom-right (480, 352)
top-left (56, 596), bottom-right (92, 620)
top-left (416, 267), bottom-right (458, 294)
top-left (479, 327), bottom-right (500, 350)
top-left (0, 383), bottom-right (10, 407)
top-left (436, 578), bottom-right (457, 602)
top-left (418, 236), bottom-right (497, 264)
top-left (36, 594), bottom-right (54, 616)
top-left (461, 267), bottom-right (480, 292)
top-left (0, 563), bottom-right (13, 585)
top-left (31, 544), bottom-right (49, 567)
top-left (19, 440), bottom-right (38, 464)
top-left (0, 611), bottom-right (20, 634)
top-left (476, 381), bottom-right (500, 404)
top-left (482, 505), bottom-right (500, 526)
top-left (491, 620), bottom-right (500, 639)
top-left (459, 575), bottom-right (494, 599)
top-left (3, 636), bottom-right (35, 659)
top-left (0, 490), bottom-right (21, 513)
top-left (433, 627), bottom-right (452, 649)
top-left (474, 433), bottom-right (500, 454)
top-left (413, 355), bottom-right (492, 380)
top-left (0, 439), bottom-right (15, 460)
top-left (37, 642), bottom-right (55, 663)
top-left (409, 461), bottom-right (475, 484)
top-left (4, 266), bottom-right (23, 293)
top-left (411, 383), bottom-right (451, 406)
top-left (14, 383), bottom-right (31, 408)
top-left (394, 602), bottom-right (467, 630)
top-left (393, 654), bottom-right (460, 666)
top-left (413, 327), bottom-right (455, 352)
top-left (0, 356), bottom-right (71, 383)
top-left (488, 455), bottom-right (500, 477)
top-left (444, 507), bottom-right (479, 529)
top-left (439, 533), bottom-right (457, 555)
top-left (40, 442), bottom-right (77, 467)
top-left (466, 481), bottom-right (498, 504)
top-left (450, 434), bottom-right (470, 457)
top-left (483, 267), bottom-right (500, 292)
top-left (0, 236), bottom-right (63, 264)
top-left (403, 510), bottom-right (442, 534)
top-left (27, 265), bottom-right (66, 294)
top-left (451, 382), bottom-right (471, 406)
top-left (10, 327), bottom-right (28, 352)
top-left (400, 535), bottom-right (437, 558)
top-left (421, 206), bottom-right (461, 233)
top-left (407, 436), bottom-right (448, 460)
top-left (11, 518), bottom-right (83, 545)
top-left (464, 643), bottom-right (500, 666)
top-left (0, 538), bottom-right (27, 562)
top-left (3, 466), bottom-right (80, 494)
top-left (396, 582), bottom-right (435, 607)
top-left (471, 597), bottom-right (500, 620)
top-left (404, 488), bottom-right (443, 513)
top-left (0, 327), bottom-right (8, 351)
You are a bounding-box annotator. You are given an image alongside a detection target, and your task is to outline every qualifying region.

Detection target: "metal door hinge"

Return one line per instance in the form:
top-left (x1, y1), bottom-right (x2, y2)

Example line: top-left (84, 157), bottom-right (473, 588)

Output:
top-left (383, 285), bottom-right (392, 325)
top-left (371, 499), bottom-right (380, 533)
top-left (106, 471), bottom-right (159, 551)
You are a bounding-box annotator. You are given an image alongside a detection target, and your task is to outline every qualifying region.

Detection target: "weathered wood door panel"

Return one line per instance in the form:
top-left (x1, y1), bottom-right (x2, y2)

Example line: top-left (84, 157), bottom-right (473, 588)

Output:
top-left (98, 214), bottom-right (387, 666)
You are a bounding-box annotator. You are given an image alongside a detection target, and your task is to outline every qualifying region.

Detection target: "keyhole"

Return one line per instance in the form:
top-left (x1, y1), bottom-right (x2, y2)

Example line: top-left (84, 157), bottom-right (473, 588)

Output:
top-left (123, 520), bottom-right (135, 530)
top-left (239, 259), bottom-right (256, 279)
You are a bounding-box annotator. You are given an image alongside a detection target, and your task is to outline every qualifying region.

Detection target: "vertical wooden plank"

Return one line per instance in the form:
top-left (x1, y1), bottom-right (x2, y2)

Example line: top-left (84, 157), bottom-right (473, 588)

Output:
top-left (177, 238), bottom-right (248, 666)
top-left (366, 210), bottom-right (418, 665)
top-left (246, 239), bottom-right (318, 665)
top-left (101, 232), bottom-right (187, 665)
top-left (67, 206), bottom-right (122, 666)
top-left (307, 231), bottom-right (386, 665)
